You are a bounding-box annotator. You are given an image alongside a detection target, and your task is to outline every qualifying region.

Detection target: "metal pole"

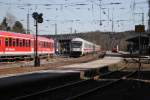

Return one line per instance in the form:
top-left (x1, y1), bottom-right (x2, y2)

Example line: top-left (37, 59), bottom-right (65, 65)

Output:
top-left (27, 10), bottom-right (30, 34)
top-left (112, 7), bottom-right (114, 33)
top-left (55, 23), bottom-right (58, 54)
top-left (148, 0), bottom-right (150, 31)
top-left (142, 12), bottom-right (144, 25)
top-left (99, 0), bottom-right (102, 26)
top-left (34, 20), bottom-right (40, 67)
top-left (55, 23), bottom-right (57, 35)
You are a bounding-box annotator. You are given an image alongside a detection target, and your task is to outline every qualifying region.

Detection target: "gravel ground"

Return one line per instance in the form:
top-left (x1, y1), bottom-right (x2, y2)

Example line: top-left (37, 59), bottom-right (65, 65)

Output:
top-left (0, 53), bottom-right (102, 76)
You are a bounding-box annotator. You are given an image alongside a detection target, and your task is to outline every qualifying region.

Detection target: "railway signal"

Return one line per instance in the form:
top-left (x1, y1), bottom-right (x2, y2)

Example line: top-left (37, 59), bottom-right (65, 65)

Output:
top-left (37, 13), bottom-right (43, 23)
top-left (32, 12), bottom-right (43, 23)
top-left (32, 12), bottom-right (43, 67)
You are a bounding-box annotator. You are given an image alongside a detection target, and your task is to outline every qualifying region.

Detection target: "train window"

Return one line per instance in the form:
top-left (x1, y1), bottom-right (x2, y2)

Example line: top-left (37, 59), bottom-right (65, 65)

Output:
top-left (9, 38), bottom-right (12, 46)
top-left (30, 40), bottom-right (33, 47)
top-left (40, 42), bottom-right (42, 48)
top-left (50, 43), bottom-right (52, 48)
top-left (0, 37), bottom-right (1, 46)
top-left (47, 42), bottom-right (49, 48)
top-left (44, 42), bottom-right (45, 48)
top-left (48, 43), bottom-right (50, 48)
top-left (49, 43), bottom-right (50, 48)
top-left (13, 39), bottom-right (16, 46)
top-left (71, 42), bottom-right (82, 48)
top-left (20, 39), bottom-right (22, 47)
top-left (16, 39), bottom-right (19, 47)
top-left (42, 42), bottom-right (44, 48)
top-left (23, 39), bottom-right (25, 47)
top-left (45, 42), bottom-right (47, 48)
top-left (5, 38), bottom-right (8, 46)
top-left (29, 40), bottom-right (31, 47)
top-left (50, 43), bottom-right (51, 48)
top-left (25, 40), bottom-right (28, 47)
top-left (46, 42), bottom-right (48, 48)
top-left (49, 43), bottom-right (51, 48)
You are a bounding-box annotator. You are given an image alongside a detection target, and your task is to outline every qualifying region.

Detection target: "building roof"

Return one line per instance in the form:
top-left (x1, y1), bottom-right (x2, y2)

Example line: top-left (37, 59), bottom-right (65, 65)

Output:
top-left (126, 36), bottom-right (149, 44)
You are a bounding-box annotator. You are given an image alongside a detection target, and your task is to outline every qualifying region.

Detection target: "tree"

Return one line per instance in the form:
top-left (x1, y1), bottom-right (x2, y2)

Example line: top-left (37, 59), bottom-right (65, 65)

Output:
top-left (0, 17), bottom-right (8, 31)
top-left (12, 21), bottom-right (25, 33)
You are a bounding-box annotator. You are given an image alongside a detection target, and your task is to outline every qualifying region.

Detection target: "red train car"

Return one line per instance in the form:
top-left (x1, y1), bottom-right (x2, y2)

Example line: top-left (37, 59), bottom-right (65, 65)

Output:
top-left (0, 31), bottom-right (54, 59)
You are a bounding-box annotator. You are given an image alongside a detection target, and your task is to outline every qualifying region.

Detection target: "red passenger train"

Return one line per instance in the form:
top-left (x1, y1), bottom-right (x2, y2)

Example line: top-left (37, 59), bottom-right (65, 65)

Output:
top-left (0, 31), bottom-right (54, 59)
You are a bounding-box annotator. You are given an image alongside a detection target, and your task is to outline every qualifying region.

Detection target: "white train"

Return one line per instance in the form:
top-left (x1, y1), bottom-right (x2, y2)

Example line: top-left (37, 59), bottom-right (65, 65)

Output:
top-left (70, 38), bottom-right (101, 57)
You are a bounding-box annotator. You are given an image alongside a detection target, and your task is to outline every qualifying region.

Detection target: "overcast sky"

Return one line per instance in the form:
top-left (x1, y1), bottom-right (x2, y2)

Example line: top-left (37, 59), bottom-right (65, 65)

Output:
top-left (0, 0), bottom-right (148, 35)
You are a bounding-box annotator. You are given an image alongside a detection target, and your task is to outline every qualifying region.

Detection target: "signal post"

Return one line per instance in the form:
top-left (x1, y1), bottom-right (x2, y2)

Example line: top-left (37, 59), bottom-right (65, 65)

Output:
top-left (32, 12), bottom-right (43, 67)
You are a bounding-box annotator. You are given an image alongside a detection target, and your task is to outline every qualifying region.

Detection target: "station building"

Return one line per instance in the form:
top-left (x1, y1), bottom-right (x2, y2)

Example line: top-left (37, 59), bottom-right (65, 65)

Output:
top-left (126, 33), bottom-right (150, 55)
top-left (43, 34), bottom-right (79, 56)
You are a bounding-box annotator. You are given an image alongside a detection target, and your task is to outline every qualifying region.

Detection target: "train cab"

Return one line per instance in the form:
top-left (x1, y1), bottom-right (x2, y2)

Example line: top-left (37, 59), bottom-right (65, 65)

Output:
top-left (70, 39), bottom-right (83, 57)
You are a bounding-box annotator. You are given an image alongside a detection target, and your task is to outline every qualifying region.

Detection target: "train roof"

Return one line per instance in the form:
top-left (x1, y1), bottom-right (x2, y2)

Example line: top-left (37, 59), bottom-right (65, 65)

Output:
top-left (72, 38), bottom-right (94, 44)
top-left (71, 38), bottom-right (87, 42)
top-left (0, 31), bottom-right (53, 42)
top-left (0, 31), bottom-right (32, 39)
top-left (72, 37), bottom-right (100, 47)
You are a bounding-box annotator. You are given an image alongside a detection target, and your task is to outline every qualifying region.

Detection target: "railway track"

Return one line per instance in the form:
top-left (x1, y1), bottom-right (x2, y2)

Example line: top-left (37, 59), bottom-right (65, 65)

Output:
top-left (11, 66), bottom-right (138, 100)
top-left (66, 70), bottom-right (137, 100)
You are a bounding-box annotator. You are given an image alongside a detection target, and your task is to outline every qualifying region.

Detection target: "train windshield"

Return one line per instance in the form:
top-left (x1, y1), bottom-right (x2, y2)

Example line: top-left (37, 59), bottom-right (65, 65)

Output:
top-left (71, 41), bottom-right (82, 48)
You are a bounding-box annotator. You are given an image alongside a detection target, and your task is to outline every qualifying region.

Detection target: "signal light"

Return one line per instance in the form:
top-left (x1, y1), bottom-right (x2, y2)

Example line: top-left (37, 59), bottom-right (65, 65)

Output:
top-left (37, 13), bottom-right (43, 23)
top-left (32, 12), bottom-right (43, 23)
top-left (32, 12), bottom-right (38, 20)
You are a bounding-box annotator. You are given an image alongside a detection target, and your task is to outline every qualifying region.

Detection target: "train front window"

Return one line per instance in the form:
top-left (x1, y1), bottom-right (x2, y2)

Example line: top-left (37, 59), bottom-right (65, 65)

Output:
top-left (71, 42), bottom-right (82, 48)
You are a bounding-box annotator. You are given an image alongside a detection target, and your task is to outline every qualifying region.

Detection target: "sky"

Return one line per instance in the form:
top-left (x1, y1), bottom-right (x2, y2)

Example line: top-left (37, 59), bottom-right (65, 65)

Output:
top-left (0, 0), bottom-right (148, 35)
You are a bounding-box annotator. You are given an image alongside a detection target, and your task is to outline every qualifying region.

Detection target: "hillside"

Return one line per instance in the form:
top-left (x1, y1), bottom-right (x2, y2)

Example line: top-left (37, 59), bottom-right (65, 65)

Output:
top-left (70, 31), bottom-right (139, 51)
top-left (45, 31), bottom-right (148, 51)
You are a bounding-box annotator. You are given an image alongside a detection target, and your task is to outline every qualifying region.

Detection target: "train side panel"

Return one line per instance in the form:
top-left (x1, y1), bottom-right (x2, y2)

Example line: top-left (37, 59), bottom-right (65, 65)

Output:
top-left (70, 38), bottom-right (101, 57)
top-left (0, 31), bottom-right (55, 59)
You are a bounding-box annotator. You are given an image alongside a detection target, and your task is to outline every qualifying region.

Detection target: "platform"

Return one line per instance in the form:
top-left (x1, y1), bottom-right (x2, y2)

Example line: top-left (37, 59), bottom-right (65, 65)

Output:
top-left (0, 56), bottom-right (122, 79)
top-left (56, 56), bottom-right (122, 71)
